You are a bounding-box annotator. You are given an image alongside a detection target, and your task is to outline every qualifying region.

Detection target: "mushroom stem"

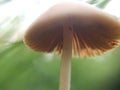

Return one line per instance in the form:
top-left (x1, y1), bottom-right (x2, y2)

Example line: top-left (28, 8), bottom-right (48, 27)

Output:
top-left (59, 26), bottom-right (72, 90)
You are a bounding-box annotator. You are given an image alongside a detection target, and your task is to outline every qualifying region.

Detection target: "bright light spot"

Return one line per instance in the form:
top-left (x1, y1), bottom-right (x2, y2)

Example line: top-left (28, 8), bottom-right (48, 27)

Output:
top-left (104, 0), bottom-right (120, 17)
top-left (44, 53), bottom-right (54, 61)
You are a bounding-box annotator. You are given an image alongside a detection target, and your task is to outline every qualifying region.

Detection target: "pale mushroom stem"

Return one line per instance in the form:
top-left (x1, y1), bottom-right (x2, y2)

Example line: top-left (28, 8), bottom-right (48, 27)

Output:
top-left (59, 25), bottom-right (73, 90)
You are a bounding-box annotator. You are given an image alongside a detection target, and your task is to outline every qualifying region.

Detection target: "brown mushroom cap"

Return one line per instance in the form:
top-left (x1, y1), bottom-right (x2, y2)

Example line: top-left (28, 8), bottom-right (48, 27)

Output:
top-left (24, 2), bottom-right (120, 57)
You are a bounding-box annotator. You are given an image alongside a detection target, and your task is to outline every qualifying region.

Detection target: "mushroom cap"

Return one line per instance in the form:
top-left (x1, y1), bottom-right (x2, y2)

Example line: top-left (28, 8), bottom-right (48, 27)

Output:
top-left (24, 1), bottom-right (120, 57)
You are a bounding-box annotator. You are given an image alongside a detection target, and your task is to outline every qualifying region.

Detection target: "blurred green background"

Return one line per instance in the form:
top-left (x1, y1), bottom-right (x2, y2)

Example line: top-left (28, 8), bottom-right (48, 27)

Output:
top-left (0, 0), bottom-right (120, 90)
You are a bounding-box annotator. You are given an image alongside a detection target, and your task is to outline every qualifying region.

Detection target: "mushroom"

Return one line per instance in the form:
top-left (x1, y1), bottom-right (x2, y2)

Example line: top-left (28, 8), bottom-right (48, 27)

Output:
top-left (24, 1), bottom-right (120, 90)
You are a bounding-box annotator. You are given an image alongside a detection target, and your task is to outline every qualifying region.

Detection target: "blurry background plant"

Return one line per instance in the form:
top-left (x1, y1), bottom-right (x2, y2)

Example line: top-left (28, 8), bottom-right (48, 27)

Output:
top-left (0, 0), bottom-right (120, 90)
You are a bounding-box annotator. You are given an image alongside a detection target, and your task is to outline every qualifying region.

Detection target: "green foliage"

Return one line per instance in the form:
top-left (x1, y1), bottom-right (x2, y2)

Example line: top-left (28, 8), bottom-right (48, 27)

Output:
top-left (96, 0), bottom-right (111, 9)
top-left (0, 42), bottom-right (60, 90)
top-left (0, 0), bottom-right (11, 4)
top-left (0, 42), bottom-right (120, 90)
top-left (87, 0), bottom-right (100, 4)
top-left (87, 0), bottom-right (111, 8)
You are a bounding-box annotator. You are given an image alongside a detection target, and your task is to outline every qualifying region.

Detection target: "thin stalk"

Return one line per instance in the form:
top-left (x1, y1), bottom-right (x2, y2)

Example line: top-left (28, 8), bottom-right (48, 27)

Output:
top-left (59, 26), bottom-right (72, 90)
